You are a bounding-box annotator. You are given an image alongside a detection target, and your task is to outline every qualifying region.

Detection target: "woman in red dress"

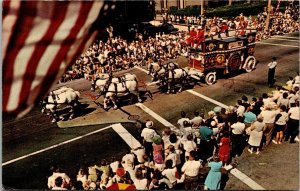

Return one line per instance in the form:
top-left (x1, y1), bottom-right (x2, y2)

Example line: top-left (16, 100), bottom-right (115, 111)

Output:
top-left (218, 132), bottom-right (231, 166)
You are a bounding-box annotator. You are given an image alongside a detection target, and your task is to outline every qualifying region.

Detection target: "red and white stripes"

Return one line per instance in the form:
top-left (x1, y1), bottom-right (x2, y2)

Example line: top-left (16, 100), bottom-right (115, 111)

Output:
top-left (2, 1), bottom-right (104, 117)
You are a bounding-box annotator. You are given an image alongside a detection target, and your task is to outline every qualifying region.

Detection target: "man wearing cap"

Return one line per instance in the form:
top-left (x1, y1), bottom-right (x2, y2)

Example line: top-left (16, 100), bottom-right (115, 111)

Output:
top-left (268, 57), bottom-right (278, 87)
top-left (141, 120), bottom-right (157, 160)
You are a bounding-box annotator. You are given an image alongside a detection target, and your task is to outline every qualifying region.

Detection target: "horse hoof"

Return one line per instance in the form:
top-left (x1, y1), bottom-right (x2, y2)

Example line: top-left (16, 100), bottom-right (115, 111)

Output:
top-left (113, 106), bottom-right (118, 110)
top-left (138, 99), bottom-right (142, 103)
top-left (51, 119), bottom-right (57, 123)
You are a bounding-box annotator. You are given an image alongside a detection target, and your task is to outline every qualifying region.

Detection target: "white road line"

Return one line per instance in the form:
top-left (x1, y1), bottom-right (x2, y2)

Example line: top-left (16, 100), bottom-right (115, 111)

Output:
top-left (111, 123), bottom-right (141, 149)
top-left (186, 90), bottom-right (229, 109)
top-left (224, 165), bottom-right (265, 190)
top-left (273, 35), bottom-right (299, 40)
top-left (256, 42), bottom-right (298, 48)
top-left (134, 63), bottom-right (231, 108)
top-left (134, 66), bottom-right (149, 74)
top-left (135, 103), bottom-right (176, 129)
top-left (2, 126), bottom-right (112, 166)
top-left (270, 37), bottom-right (299, 42)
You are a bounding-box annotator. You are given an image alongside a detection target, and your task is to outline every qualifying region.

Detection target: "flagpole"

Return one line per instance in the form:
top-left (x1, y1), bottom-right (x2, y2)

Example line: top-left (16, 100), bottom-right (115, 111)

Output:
top-left (264, 0), bottom-right (272, 32)
top-left (201, 0), bottom-right (204, 16)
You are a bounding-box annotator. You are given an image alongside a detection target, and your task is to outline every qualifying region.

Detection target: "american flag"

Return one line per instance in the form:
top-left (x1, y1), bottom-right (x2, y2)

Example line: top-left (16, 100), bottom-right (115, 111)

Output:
top-left (2, 1), bottom-right (108, 117)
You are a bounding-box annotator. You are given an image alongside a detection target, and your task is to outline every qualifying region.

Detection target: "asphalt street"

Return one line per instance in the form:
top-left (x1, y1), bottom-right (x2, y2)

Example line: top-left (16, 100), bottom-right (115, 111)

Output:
top-left (2, 32), bottom-right (299, 189)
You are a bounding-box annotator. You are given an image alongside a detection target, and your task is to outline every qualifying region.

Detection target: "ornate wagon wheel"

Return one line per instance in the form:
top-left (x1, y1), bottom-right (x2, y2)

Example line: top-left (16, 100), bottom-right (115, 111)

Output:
top-left (228, 53), bottom-right (241, 72)
top-left (205, 71), bottom-right (217, 85)
top-left (244, 56), bottom-right (256, 73)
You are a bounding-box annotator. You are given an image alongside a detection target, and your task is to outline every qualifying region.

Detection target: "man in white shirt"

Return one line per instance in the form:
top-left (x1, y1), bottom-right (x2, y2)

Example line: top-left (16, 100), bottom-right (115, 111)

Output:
top-left (177, 111), bottom-right (190, 128)
top-left (52, 177), bottom-right (67, 190)
top-left (182, 134), bottom-right (197, 160)
top-left (268, 57), bottom-right (277, 87)
top-left (260, 104), bottom-right (280, 146)
top-left (141, 120), bottom-right (157, 160)
top-left (47, 166), bottom-right (70, 189)
top-left (190, 111), bottom-right (203, 127)
top-left (231, 117), bottom-right (246, 157)
top-left (181, 151), bottom-right (202, 190)
top-left (131, 146), bottom-right (145, 164)
top-left (285, 102), bottom-right (300, 143)
top-left (236, 100), bottom-right (246, 117)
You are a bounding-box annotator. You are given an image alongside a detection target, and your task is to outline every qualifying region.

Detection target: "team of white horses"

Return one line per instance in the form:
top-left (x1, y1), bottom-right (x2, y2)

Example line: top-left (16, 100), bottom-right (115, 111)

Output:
top-left (41, 87), bottom-right (80, 123)
top-left (42, 62), bottom-right (201, 122)
top-left (91, 73), bottom-right (142, 110)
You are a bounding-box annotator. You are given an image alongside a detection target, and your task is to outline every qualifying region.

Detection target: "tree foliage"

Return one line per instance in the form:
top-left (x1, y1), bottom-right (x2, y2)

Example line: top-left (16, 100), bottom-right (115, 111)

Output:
top-left (167, 1), bottom-right (288, 18)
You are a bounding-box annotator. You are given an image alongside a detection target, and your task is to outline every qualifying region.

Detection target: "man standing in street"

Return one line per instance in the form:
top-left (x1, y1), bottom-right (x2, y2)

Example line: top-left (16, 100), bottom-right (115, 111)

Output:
top-left (141, 120), bottom-right (157, 161)
top-left (268, 57), bottom-right (277, 87)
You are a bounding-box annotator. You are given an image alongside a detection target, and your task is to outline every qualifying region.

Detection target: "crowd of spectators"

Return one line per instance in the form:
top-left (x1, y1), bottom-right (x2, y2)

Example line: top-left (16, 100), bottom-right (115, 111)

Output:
top-left (164, 5), bottom-right (299, 41)
top-left (256, 5), bottom-right (299, 40)
top-left (59, 4), bottom-right (299, 84)
top-left (60, 33), bottom-right (189, 83)
top-left (48, 74), bottom-right (299, 190)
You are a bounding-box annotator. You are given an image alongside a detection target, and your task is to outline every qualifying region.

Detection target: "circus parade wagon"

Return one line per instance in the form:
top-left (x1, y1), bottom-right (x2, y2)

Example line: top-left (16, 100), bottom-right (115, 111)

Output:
top-left (188, 32), bottom-right (257, 85)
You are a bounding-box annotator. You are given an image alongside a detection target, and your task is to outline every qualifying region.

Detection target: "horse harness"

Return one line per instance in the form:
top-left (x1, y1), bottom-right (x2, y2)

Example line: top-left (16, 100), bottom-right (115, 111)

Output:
top-left (102, 75), bottom-right (130, 96)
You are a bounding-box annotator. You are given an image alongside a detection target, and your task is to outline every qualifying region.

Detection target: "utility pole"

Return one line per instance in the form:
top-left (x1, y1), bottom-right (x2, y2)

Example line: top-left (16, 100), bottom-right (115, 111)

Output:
top-left (201, 0), bottom-right (204, 15)
top-left (264, 0), bottom-right (272, 32)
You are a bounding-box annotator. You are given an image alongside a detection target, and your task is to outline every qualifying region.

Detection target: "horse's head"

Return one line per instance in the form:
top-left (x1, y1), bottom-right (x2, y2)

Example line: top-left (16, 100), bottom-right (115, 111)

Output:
top-left (152, 67), bottom-right (166, 82)
top-left (98, 81), bottom-right (109, 96)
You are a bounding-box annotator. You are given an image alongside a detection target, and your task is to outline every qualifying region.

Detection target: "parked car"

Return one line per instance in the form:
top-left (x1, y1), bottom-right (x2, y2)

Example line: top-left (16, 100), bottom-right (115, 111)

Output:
top-left (157, 23), bottom-right (179, 34)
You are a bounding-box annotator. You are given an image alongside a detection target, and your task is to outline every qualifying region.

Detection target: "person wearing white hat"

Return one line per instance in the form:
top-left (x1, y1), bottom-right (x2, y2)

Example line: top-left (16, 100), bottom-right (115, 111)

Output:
top-left (141, 120), bottom-right (157, 160)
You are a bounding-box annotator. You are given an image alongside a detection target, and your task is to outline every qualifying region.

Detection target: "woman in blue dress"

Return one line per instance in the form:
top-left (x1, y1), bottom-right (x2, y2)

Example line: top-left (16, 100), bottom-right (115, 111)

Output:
top-left (204, 156), bottom-right (223, 190)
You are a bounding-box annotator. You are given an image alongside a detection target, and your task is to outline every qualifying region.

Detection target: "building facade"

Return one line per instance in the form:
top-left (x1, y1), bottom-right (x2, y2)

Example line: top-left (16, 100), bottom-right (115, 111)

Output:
top-left (155, 0), bottom-right (208, 11)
